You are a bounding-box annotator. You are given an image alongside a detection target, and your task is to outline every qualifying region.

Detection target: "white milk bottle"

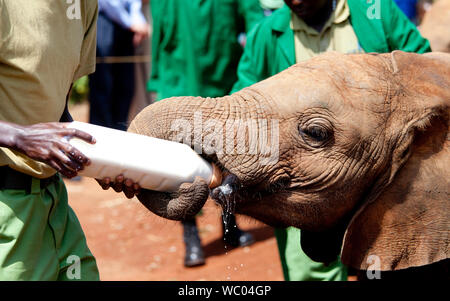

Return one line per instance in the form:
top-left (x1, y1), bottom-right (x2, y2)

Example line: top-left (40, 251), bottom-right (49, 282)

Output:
top-left (65, 121), bottom-right (221, 192)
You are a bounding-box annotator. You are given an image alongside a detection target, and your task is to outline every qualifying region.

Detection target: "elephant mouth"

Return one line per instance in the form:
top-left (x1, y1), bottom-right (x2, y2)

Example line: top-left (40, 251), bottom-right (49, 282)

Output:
top-left (205, 156), bottom-right (295, 217)
top-left (209, 171), bottom-right (295, 210)
top-left (210, 173), bottom-right (242, 213)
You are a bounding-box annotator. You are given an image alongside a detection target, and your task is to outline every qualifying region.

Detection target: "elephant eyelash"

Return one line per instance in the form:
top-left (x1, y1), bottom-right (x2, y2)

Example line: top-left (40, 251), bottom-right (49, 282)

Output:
top-left (298, 125), bottom-right (332, 147)
top-left (303, 126), bottom-right (329, 141)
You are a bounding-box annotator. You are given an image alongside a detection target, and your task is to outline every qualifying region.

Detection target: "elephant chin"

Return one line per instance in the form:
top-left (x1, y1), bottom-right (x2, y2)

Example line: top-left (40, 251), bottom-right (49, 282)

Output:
top-left (300, 216), bottom-right (352, 264)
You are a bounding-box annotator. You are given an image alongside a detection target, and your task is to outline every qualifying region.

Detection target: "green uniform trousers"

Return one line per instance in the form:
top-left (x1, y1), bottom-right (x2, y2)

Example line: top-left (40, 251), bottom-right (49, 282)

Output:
top-left (0, 176), bottom-right (99, 280)
top-left (275, 227), bottom-right (347, 281)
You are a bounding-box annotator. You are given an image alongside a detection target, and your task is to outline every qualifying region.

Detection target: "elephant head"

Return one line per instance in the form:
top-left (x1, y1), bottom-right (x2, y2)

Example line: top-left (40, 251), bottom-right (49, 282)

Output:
top-left (128, 51), bottom-right (449, 272)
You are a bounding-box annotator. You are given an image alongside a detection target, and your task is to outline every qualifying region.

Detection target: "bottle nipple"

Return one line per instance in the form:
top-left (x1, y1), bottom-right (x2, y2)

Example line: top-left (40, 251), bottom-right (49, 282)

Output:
top-left (209, 163), bottom-right (222, 189)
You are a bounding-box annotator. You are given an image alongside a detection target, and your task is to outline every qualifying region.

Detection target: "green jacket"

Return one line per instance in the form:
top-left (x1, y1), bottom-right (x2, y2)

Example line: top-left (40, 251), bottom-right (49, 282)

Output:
top-left (231, 0), bottom-right (431, 93)
top-left (148, 0), bottom-right (264, 100)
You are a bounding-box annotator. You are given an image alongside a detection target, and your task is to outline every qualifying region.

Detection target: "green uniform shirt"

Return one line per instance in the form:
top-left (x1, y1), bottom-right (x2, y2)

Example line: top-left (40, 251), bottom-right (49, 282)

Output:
top-left (292, 0), bottom-right (364, 62)
top-left (148, 0), bottom-right (264, 100)
top-left (231, 0), bottom-right (431, 93)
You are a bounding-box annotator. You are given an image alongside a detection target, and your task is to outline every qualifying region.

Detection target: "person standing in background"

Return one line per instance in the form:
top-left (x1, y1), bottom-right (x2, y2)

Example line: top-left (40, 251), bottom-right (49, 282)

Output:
top-left (128, 0), bottom-right (155, 121)
top-left (149, 0), bottom-right (264, 268)
top-left (89, 0), bottom-right (150, 131)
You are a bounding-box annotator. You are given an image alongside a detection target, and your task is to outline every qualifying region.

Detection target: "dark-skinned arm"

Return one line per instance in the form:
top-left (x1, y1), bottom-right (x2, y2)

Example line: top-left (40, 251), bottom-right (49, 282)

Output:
top-left (0, 120), bottom-right (140, 198)
top-left (0, 120), bottom-right (95, 178)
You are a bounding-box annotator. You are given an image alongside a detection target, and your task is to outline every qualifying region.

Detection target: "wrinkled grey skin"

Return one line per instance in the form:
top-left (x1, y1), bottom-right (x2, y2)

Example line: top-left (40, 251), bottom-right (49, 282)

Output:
top-left (129, 51), bottom-right (449, 272)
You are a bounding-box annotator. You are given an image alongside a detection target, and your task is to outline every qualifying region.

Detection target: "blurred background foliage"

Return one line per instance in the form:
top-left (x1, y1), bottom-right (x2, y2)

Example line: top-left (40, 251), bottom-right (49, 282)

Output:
top-left (70, 76), bottom-right (89, 104)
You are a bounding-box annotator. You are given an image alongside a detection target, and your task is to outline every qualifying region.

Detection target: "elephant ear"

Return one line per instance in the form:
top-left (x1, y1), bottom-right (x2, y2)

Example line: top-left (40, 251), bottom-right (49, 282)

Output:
top-left (340, 51), bottom-right (450, 271)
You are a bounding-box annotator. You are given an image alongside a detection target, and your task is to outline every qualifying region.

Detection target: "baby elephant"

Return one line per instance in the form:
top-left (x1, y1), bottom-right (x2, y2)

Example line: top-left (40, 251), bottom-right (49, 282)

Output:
top-left (129, 51), bottom-right (449, 278)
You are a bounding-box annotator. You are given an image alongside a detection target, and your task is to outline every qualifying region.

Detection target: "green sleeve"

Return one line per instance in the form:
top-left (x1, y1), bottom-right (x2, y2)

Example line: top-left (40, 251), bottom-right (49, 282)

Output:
top-left (147, 2), bottom-right (161, 92)
top-left (237, 0), bottom-right (264, 33)
top-left (231, 22), bottom-right (271, 93)
top-left (383, 0), bottom-right (431, 53)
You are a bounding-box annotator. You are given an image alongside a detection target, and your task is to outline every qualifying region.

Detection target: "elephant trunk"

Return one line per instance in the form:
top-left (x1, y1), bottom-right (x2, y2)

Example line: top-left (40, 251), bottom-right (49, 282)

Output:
top-left (128, 91), bottom-right (275, 219)
top-left (129, 92), bottom-right (274, 177)
top-left (129, 95), bottom-right (229, 145)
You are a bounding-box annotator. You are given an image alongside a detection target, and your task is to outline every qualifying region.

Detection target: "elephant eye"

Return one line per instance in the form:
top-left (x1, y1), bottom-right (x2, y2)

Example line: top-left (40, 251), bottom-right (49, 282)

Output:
top-left (299, 124), bottom-right (331, 147)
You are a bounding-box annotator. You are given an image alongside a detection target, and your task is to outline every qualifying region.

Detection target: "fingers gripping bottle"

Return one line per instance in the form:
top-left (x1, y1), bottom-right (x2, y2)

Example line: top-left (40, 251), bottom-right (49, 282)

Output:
top-left (65, 121), bottom-right (222, 192)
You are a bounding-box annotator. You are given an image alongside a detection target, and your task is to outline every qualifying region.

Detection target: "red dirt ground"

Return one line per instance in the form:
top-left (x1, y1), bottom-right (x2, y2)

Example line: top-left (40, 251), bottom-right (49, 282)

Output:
top-left (66, 103), bottom-right (284, 281)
